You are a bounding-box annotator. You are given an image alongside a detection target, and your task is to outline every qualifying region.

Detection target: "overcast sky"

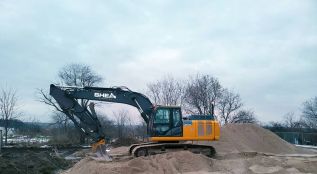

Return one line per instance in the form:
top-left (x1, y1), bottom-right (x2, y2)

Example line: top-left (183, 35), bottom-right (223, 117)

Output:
top-left (0, 0), bottom-right (316, 123)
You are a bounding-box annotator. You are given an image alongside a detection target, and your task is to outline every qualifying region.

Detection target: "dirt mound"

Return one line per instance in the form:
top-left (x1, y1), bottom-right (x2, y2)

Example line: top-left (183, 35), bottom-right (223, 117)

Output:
top-left (63, 124), bottom-right (317, 174)
top-left (63, 151), bottom-right (317, 174)
top-left (64, 151), bottom-right (212, 174)
top-left (195, 123), bottom-right (306, 154)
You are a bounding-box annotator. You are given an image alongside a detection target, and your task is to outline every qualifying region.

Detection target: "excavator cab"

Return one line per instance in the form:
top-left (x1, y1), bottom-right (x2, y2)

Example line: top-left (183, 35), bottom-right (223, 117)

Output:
top-left (149, 106), bottom-right (183, 137)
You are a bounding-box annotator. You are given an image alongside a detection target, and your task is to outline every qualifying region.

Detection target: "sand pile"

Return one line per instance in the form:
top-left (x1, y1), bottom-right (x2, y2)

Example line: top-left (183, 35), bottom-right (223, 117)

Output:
top-left (198, 123), bottom-right (305, 154)
top-left (108, 124), bottom-right (302, 155)
top-left (64, 150), bottom-right (317, 174)
top-left (63, 124), bottom-right (317, 174)
top-left (64, 151), bottom-right (213, 174)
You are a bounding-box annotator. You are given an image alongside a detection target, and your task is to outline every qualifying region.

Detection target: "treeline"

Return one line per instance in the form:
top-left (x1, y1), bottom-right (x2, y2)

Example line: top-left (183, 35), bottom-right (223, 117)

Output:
top-left (0, 115), bottom-right (146, 146)
top-left (35, 63), bottom-right (259, 145)
top-left (0, 118), bottom-right (45, 144)
top-left (261, 97), bottom-right (317, 130)
top-left (49, 111), bottom-right (146, 145)
top-left (36, 63), bottom-right (317, 145)
top-left (146, 75), bottom-right (257, 125)
top-left (2, 63), bottom-right (316, 146)
top-left (262, 98), bottom-right (317, 146)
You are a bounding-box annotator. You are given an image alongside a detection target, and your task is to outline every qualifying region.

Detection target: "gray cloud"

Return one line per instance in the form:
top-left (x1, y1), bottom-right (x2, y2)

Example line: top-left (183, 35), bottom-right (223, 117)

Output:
top-left (0, 0), bottom-right (316, 122)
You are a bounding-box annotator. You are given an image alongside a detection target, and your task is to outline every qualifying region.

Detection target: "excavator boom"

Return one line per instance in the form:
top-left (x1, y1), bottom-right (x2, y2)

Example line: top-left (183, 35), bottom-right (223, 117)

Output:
top-left (50, 84), bottom-right (105, 141)
top-left (49, 84), bottom-right (157, 160)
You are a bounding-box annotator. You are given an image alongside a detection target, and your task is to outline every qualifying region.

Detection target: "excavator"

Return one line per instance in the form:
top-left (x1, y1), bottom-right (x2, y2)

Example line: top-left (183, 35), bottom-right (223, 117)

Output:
top-left (49, 84), bottom-right (220, 160)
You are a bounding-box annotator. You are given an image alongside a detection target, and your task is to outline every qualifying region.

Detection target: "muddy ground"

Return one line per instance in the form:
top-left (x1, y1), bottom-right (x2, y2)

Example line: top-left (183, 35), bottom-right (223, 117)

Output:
top-left (0, 148), bottom-right (77, 174)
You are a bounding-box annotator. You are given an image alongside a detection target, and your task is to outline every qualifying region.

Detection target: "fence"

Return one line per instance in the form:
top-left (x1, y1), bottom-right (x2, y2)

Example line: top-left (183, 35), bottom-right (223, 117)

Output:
top-left (274, 131), bottom-right (317, 146)
top-left (265, 127), bottom-right (317, 146)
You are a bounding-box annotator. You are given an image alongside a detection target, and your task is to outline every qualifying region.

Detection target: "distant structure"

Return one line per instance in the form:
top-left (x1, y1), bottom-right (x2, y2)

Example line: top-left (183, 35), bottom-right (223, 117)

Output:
top-left (267, 127), bottom-right (317, 146)
top-left (0, 130), bottom-right (2, 153)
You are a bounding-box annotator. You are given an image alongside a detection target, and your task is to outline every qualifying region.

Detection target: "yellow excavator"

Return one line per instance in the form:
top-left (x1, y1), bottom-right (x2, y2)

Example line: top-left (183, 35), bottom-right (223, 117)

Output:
top-left (49, 84), bottom-right (220, 160)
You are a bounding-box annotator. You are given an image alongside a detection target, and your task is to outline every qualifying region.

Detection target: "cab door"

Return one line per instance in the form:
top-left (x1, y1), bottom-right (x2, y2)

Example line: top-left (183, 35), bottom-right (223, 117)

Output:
top-left (171, 108), bottom-right (182, 136)
top-left (150, 107), bottom-right (182, 137)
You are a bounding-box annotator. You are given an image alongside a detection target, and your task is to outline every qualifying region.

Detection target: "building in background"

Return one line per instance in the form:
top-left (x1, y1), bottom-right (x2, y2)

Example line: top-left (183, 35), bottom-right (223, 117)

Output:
top-left (267, 127), bottom-right (317, 146)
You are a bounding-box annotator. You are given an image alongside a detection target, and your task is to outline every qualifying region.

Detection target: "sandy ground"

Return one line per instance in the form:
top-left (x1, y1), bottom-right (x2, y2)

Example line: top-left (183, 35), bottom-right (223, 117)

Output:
top-left (64, 151), bottom-right (317, 174)
top-left (63, 124), bottom-right (317, 174)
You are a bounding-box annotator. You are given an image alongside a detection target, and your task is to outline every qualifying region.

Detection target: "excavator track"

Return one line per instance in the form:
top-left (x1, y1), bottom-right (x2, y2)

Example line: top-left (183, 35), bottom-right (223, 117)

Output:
top-left (128, 142), bottom-right (157, 155)
top-left (131, 143), bottom-right (216, 157)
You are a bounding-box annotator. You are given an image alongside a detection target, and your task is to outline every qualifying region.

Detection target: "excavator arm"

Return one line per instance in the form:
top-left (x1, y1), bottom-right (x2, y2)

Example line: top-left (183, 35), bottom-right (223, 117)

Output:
top-left (49, 84), bottom-right (154, 142)
top-left (49, 84), bottom-right (154, 160)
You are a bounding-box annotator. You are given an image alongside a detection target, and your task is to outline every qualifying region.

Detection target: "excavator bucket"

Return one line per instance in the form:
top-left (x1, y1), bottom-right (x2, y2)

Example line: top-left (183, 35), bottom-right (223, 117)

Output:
top-left (91, 139), bottom-right (112, 161)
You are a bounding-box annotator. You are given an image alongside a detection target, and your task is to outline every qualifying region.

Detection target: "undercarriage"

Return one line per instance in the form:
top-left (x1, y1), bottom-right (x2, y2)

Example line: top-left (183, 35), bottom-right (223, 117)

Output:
top-left (129, 142), bottom-right (216, 157)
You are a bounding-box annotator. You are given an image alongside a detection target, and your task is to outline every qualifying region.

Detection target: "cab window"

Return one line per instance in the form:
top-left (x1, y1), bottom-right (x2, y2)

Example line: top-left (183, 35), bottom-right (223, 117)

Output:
top-left (154, 108), bottom-right (170, 124)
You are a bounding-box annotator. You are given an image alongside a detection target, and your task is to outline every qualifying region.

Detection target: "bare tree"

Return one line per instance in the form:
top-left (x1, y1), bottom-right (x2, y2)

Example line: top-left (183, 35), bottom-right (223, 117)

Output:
top-left (268, 121), bottom-right (284, 129)
top-left (58, 63), bottom-right (103, 87)
top-left (38, 63), bottom-right (103, 112)
top-left (147, 76), bottom-right (184, 106)
top-left (0, 87), bottom-right (20, 145)
top-left (17, 117), bottom-right (42, 145)
top-left (51, 111), bottom-right (72, 132)
top-left (184, 74), bottom-right (222, 115)
top-left (302, 97), bottom-right (317, 128)
top-left (38, 63), bottom-right (103, 143)
top-left (282, 112), bottom-right (303, 128)
top-left (135, 121), bottom-right (147, 142)
top-left (114, 109), bottom-right (129, 139)
top-left (48, 111), bottom-right (82, 144)
top-left (98, 114), bottom-right (116, 138)
top-left (218, 89), bottom-right (243, 124)
top-left (231, 109), bottom-right (257, 123)
top-left (58, 63), bottom-right (103, 107)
